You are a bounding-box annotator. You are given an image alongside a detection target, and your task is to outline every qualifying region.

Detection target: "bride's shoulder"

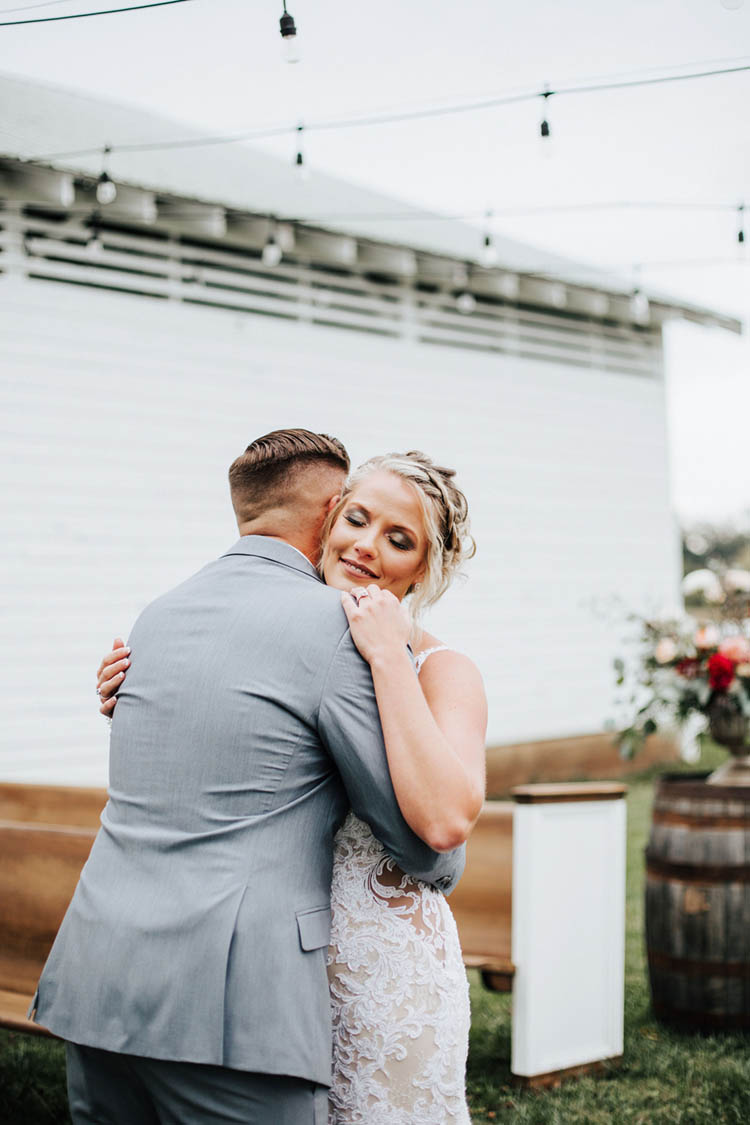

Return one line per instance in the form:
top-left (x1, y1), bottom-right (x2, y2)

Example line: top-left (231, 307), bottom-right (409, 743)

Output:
top-left (414, 633), bottom-right (482, 680)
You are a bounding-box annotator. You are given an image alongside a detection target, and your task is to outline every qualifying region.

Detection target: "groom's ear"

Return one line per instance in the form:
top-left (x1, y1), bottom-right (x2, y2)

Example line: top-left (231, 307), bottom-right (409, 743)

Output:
top-left (326, 494), bottom-right (340, 512)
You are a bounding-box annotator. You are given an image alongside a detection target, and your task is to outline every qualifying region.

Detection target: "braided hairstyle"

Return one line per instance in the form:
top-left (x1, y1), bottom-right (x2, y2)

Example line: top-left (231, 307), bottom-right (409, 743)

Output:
top-left (321, 451), bottom-right (475, 623)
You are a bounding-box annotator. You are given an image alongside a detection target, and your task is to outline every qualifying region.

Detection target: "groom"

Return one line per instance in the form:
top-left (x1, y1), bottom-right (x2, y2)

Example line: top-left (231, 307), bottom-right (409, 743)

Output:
top-left (30, 428), bottom-right (465, 1124)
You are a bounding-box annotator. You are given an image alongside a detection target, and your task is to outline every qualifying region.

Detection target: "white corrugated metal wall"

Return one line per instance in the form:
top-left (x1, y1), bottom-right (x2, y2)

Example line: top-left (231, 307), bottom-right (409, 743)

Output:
top-left (0, 274), bottom-right (681, 784)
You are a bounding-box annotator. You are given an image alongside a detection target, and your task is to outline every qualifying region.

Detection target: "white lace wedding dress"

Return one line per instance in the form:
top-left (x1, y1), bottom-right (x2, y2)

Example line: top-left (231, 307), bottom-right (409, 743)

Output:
top-left (326, 647), bottom-right (471, 1124)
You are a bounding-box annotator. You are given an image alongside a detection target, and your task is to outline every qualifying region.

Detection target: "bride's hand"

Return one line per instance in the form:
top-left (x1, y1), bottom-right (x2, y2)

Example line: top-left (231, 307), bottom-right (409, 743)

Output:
top-left (341, 585), bottom-right (411, 666)
top-left (96, 637), bottom-right (130, 716)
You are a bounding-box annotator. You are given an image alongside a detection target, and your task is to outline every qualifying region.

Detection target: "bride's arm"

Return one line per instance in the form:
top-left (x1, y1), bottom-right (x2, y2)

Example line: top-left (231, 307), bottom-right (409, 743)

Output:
top-left (342, 586), bottom-right (487, 853)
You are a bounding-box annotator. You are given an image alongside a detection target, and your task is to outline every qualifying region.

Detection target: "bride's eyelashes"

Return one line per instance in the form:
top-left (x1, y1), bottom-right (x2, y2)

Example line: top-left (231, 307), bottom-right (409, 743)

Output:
top-left (344, 511), bottom-right (415, 552)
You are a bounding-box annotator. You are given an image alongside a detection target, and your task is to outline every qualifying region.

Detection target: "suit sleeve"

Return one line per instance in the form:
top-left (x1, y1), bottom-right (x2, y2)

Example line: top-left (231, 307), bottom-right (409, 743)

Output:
top-left (317, 629), bottom-right (465, 894)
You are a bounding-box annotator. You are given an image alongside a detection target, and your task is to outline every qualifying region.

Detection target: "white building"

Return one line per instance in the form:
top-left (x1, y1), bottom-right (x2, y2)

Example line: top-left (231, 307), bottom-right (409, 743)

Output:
top-left (0, 74), bottom-right (740, 785)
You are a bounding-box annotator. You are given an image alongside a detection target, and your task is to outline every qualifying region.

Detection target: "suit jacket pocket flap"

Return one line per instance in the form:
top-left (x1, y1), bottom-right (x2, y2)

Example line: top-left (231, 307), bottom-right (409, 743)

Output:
top-left (296, 905), bottom-right (332, 951)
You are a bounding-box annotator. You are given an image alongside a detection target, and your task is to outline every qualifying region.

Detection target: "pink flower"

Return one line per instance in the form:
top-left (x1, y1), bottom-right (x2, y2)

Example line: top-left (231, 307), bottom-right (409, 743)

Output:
top-left (694, 624), bottom-right (720, 650)
top-left (719, 636), bottom-right (750, 664)
top-left (654, 638), bottom-right (678, 664)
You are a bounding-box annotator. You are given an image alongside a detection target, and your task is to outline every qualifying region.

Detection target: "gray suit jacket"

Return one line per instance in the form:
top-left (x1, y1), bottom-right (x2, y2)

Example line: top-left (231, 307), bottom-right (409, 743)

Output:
top-left (31, 537), bottom-right (464, 1085)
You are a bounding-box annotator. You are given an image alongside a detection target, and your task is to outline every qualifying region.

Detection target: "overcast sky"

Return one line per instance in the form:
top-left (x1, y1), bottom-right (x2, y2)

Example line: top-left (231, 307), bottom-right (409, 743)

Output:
top-left (3, 0), bottom-right (749, 524)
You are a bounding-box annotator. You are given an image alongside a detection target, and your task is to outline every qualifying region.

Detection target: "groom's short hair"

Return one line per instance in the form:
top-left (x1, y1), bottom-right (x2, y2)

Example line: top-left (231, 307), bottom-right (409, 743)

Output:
top-left (229, 428), bottom-right (350, 523)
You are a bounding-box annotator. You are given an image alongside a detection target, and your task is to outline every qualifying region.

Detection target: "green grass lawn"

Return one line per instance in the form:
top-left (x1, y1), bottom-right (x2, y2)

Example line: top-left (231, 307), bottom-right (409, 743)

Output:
top-left (466, 743), bottom-right (750, 1124)
top-left (2, 745), bottom-right (749, 1124)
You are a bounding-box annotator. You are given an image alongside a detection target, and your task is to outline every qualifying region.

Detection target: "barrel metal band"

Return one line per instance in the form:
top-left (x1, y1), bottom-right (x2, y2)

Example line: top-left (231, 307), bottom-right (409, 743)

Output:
top-left (648, 949), bottom-right (750, 978)
top-left (651, 809), bottom-right (750, 830)
top-left (645, 853), bottom-right (750, 883)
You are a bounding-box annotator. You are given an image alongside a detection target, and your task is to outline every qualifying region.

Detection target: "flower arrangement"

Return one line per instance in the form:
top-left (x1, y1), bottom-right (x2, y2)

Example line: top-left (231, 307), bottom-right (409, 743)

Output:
top-left (615, 569), bottom-right (750, 769)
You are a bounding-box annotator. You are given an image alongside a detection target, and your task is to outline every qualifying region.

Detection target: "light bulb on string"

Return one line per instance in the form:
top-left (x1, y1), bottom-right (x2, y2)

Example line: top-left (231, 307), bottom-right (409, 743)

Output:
top-left (629, 286), bottom-right (650, 325)
top-left (455, 292), bottom-right (476, 315)
top-left (628, 265), bottom-right (650, 324)
top-left (262, 222), bottom-right (283, 267)
top-left (480, 212), bottom-right (499, 266)
top-left (95, 146), bottom-right (117, 205)
top-left (279, 2), bottom-right (300, 62)
top-left (539, 87), bottom-right (553, 145)
top-left (547, 282), bottom-right (567, 309)
top-left (497, 273), bottom-right (520, 301)
top-left (737, 204), bottom-right (745, 249)
top-left (294, 124), bottom-right (310, 181)
top-left (87, 213), bottom-right (103, 259)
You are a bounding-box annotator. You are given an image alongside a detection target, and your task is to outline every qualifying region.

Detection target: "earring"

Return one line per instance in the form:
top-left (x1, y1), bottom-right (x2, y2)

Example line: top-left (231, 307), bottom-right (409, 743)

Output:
top-left (413, 582), bottom-right (422, 591)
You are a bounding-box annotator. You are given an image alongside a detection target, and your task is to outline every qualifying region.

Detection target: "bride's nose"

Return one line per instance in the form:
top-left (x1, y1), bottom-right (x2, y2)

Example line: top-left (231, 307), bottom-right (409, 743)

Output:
top-left (353, 530), bottom-right (377, 558)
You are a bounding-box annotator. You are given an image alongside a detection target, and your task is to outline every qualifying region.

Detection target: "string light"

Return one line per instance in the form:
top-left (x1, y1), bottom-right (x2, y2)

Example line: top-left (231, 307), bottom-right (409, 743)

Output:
top-left (279, 1), bottom-right (299, 63)
top-left (540, 87), bottom-right (553, 141)
top-left (738, 204), bottom-right (745, 246)
top-left (294, 124), bottom-right (310, 181)
top-left (0, 0), bottom-right (193, 26)
top-left (629, 286), bottom-right (650, 324)
top-left (547, 281), bottom-right (567, 308)
top-left (480, 211), bottom-right (499, 266)
top-left (32, 59), bottom-right (750, 162)
top-left (455, 292), bottom-right (476, 315)
top-left (86, 212), bottom-right (103, 259)
top-left (496, 273), bottom-right (520, 301)
top-left (262, 222), bottom-right (283, 266)
top-left (95, 146), bottom-right (117, 205)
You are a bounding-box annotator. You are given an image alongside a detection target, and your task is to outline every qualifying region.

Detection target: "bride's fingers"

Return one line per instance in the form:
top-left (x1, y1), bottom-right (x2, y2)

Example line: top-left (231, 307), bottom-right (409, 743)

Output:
top-left (97, 657), bottom-right (129, 689)
top-left (96, 645), bottom-right (130, 679)
top-left (99, 670), bottom-right (126, 699)
top-left (99, 694), bottom-right (118, 716)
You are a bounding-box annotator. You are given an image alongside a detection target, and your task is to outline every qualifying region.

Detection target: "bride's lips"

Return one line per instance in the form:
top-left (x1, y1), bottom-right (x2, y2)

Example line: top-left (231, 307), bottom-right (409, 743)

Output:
top-left (340, 557), bottom-right (379, 580)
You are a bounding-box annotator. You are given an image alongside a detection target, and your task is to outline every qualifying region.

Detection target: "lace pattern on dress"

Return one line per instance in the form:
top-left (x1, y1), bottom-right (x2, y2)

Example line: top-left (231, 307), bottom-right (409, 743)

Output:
top-left (326, 645), bottom-right (470, 1124)
top-left (413, 645), bottom-right (450, 675)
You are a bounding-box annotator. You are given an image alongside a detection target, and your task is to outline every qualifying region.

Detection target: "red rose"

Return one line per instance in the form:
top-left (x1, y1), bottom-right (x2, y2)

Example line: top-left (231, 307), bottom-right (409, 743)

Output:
top-left (707, 652), bottom-right (735, 692)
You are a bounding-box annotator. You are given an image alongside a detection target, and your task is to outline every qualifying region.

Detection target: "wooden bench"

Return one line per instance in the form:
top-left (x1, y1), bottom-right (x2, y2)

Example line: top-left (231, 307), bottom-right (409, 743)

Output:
top-left (0, 784), bottom-right (515, 1038)
top-left (0, 783), bottom-right (103, 1036)
top-left (449, 801), bottom-right (514, 990)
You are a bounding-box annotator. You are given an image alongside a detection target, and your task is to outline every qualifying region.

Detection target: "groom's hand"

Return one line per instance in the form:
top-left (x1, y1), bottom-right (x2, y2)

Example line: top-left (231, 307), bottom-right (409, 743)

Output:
top-left (96, 637), bottom-right (130, 716)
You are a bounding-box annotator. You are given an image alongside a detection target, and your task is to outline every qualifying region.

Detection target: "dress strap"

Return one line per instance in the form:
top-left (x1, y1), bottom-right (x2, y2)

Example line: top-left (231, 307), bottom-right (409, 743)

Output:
top-left (414, 645), bottom-right (451, 675)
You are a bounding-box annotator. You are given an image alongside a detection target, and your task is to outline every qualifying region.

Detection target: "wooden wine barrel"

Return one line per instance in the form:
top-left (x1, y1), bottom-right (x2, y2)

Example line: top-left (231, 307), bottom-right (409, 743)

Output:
top-left (645, 773), bottom-right (750, 1030)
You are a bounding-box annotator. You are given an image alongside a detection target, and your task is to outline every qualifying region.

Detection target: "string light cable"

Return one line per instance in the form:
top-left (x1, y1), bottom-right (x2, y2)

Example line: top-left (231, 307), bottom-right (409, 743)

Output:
top-left (0, 1), bottom-right (91, 13)
top-left (28, 56), bottom-right (750, 161)
top-left (0, 0), bottom-right (194, 26)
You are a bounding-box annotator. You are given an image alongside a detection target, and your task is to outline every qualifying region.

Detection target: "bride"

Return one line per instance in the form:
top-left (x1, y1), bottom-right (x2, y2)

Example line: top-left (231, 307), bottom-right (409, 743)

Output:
top-left (97, 450), bottom-right (487, 1124)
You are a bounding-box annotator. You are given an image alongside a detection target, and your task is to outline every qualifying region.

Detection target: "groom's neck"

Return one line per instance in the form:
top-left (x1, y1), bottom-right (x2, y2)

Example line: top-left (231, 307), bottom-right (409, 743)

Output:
top-left (237, 517), bottom-right (320, 566)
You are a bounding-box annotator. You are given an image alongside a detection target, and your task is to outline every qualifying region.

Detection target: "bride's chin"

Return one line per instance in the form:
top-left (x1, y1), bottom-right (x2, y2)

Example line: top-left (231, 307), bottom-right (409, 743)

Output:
top-left (322, 561), bottom-right (374, 592)
top-left (321, 562), bottom-right (353, 592)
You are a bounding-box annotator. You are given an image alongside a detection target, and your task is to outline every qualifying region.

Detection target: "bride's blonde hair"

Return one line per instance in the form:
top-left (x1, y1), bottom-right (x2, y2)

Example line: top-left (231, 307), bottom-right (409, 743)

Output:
top-left (321, 451), bottom-right (475, 623)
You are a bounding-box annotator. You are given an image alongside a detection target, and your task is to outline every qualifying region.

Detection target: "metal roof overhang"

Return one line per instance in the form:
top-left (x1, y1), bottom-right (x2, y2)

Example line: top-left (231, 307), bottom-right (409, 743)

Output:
top-left (0, 155), bottom-right (742, 336)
